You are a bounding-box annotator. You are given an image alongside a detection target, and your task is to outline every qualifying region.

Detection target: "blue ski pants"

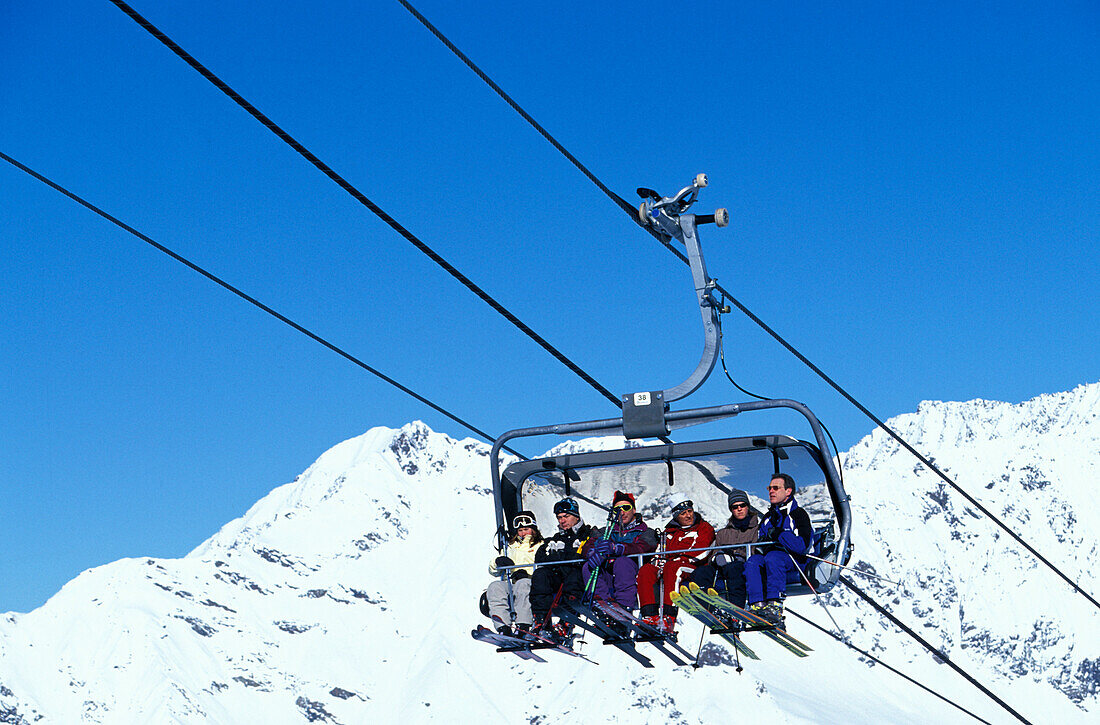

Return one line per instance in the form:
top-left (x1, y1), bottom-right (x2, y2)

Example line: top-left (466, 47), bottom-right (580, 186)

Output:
top-left (744, 549), bottom-right (793, 604)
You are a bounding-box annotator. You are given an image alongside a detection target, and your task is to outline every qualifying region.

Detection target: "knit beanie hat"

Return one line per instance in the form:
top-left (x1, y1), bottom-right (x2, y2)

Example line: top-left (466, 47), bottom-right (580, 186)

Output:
top-left (612, 490), bottom-right (636, 508)
top-left (727, 489), bottom-right (750, 508)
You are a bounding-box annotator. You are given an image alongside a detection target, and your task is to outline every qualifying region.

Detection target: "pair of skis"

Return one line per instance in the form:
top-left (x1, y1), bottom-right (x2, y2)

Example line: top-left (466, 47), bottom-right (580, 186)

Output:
top-left (555, 601), bottom-right (654, 668)
top-left (471, 617), bottom-right (598, 664)
top-left (676, 583), bottom-right (812, 658)
top-left (671, 586), bottom-right (760, 660)
top-left (589, 596), bottom-right (697, 666)
top-left (471, 625), bottom-right (549, 662)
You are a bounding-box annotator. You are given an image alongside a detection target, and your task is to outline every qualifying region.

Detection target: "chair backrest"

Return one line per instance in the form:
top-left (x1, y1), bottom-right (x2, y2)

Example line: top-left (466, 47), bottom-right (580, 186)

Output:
top-left (785, 525), bottom-right (832, 585)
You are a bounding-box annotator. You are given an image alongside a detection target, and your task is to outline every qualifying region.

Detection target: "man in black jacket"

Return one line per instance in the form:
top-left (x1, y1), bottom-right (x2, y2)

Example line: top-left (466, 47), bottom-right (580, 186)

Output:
top-left (529, 497), bottom-right (594, 632)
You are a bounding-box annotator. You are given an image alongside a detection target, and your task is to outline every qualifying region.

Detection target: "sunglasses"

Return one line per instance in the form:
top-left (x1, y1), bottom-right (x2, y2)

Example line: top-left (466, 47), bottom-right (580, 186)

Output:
top-left (731, 503), bottom-right (748, 509)
top-left (612, 503), bottom-right (633, 512)
top-left (767, 485), bottom-right (784, 491)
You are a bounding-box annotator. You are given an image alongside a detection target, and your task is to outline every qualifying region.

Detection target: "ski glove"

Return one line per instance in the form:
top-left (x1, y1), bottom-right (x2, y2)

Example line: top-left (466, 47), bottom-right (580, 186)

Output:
top-left (511, 569), bottom-right (529, 582)
top-left (610, 541), bottom-right (626, 557)
top-left (490, 555), bottom-right (515, 576)
top-left (585, 548), bottom-right (606, 569)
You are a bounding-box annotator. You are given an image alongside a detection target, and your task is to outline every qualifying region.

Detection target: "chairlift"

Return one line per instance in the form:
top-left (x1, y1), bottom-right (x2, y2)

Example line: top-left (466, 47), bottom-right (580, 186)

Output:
top-left (490, 174), bottom-right (852, 597)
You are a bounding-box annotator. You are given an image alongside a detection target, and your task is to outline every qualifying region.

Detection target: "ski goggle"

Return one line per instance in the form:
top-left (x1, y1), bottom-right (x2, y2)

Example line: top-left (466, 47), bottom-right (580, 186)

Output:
top-left (612, 502), bottom-right (633, 512)
top-left (512, 514), bottom-right (535, 529)
top-left (672, 500), bottom-right (694, 515)
top-left (553, 498), bottom-right (579, 516)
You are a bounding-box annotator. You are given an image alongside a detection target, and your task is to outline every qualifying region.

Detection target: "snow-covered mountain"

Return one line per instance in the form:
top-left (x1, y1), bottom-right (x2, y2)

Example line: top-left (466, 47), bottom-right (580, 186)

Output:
top-left (1, 384), bottom-right (1097, 723)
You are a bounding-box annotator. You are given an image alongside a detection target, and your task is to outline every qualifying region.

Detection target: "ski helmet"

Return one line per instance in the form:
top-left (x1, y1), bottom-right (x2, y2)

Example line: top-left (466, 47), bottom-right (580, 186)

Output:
top-left (553, 497), bottom-right (580, 517)
top-left (512, 511), bottom-right (536, 529)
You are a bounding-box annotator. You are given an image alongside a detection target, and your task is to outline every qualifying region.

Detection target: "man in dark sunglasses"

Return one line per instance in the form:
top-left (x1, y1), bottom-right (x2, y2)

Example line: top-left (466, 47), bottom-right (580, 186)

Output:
top-left (743, 473), bottom-right (813, 625)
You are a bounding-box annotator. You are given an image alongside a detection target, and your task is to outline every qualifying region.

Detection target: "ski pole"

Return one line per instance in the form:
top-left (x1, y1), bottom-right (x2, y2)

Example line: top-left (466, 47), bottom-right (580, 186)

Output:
top-left (656, 530), bottom-right (668, 621)
top-left (582, 506), bottom-right (618, 605)
top-left (802, 552), bottom-right (902, 587)
top-left (691, 620), bottom-right (707, 670)
top-left (787, 551), bottom-right (843, 635)
top-left (541, 582), bottom-right (566, 630)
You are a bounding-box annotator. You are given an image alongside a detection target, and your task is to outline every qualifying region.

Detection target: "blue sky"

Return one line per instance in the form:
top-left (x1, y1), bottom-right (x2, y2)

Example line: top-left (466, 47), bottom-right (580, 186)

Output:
top-left (2, 1), bottom-right (1097, 612)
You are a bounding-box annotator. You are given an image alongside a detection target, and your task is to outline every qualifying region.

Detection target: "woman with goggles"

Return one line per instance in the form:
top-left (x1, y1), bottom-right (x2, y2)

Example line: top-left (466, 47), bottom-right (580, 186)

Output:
top-left (485, 510), bottom-right (544, 636)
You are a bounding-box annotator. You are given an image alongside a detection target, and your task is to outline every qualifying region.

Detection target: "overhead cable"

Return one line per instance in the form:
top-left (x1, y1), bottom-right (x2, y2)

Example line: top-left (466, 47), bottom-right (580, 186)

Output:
top-left (841, 577), bottom-right (1031, 724)
top-left (785, 607), bottom-right (993, 725)
top-left (0, 150), bottom-right (524, 460)
top-left (396, 0), bottom-right (1100, 612)
top-left (106, 0), bottom-right (621, 411)
top-left (393, 0), bottom-right (691, 266)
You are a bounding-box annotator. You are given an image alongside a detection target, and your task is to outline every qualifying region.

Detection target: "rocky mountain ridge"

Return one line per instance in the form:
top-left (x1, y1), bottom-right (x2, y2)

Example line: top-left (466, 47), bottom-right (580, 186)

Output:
top-left (0, 384), bottom-right (1097, 722)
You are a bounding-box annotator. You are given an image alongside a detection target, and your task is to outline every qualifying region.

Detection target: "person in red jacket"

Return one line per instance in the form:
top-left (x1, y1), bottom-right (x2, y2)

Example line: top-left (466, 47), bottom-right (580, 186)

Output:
top-left (637, 493), bottom-right (716, 633)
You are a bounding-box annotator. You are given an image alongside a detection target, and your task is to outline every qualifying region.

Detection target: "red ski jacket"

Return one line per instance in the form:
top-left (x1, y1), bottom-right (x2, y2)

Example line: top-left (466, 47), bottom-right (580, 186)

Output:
top-left (660, 513), bottom-right (715, 567)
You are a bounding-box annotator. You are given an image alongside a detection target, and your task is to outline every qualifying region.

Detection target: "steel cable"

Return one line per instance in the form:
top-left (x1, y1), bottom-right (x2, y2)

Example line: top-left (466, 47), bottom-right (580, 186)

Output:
top-left (840, 577), bottom-right (1032, 724)
top-left (395, 0), bottom-right (1099, 612)
top-left (0, 150), bottom-right (525, 460)
top-left (107, 0), bottom-right (621, 411)
top-left (785, 607), bottom-right (993, 725)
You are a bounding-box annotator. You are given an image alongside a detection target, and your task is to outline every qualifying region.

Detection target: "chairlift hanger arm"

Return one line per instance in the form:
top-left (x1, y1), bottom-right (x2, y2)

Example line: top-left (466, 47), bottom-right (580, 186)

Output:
top-left (624, 175), bottom-right (731, 438)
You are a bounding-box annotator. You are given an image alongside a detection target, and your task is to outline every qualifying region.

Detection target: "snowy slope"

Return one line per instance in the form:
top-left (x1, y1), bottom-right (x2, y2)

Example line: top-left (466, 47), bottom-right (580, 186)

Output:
top-left (1, 385), bottom-right (1098, 723)
top-left (825, 382), bottom-right (1100, 717)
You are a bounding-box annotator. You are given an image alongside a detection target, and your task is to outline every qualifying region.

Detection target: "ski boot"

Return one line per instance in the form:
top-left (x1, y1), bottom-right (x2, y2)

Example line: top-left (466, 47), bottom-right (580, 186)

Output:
top-left (552, 620), bottom-right (574, 643)
top-left (757, 599), bottom-right (785, 626)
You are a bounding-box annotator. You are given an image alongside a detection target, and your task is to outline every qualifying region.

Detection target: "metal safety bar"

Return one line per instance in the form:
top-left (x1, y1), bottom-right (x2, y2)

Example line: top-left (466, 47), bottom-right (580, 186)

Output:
top-left (492, 540), bottom-right (760, 577)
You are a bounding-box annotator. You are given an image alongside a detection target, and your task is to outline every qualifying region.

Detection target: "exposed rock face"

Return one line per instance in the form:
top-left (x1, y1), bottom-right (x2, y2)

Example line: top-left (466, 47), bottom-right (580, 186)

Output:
top-left (0, 384), bottom-right (1096, 722)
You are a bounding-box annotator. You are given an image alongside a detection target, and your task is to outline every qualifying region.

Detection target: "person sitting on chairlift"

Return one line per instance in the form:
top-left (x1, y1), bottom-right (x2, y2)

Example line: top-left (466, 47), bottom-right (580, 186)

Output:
top-left (529, 498), bottom-right (594, 641)
top-left (637, 492), bottom-right (716, 634)
top-left (579, 491), bottom-right (657, 614)
top-left (484, 510), bottom-right (543, 636)
top-left (744, 473), bottom-right (812, 625)
top-left (689, 488), bottom-right (760, 608)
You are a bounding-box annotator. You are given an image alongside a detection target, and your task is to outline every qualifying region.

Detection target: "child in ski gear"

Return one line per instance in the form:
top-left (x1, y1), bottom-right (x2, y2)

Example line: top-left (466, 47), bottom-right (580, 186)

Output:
top-left (529, 498), bottom-right (593, 634)
top-left (743, 474), bottom-right (812, 624)
top-left (637, 493), bottom-right (715, 633)
top-left (485, 511), bottom-right (544, 634)
top-left (579, 491), bottom-right (657, 611)
top-left (689, 488), bottom-right (760, 607)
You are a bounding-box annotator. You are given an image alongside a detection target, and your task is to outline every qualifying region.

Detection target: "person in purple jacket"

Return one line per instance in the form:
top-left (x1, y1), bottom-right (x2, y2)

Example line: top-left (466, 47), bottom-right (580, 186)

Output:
top-left (579, 490), bottom-right (657, 612)
top-left (743, 473), bottom-right (813, 625)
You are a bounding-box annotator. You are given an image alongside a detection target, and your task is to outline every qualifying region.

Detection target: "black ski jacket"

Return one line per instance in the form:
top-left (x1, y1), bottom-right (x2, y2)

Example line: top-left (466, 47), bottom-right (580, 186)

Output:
top-left (535, 520), bottom-right (594, 566)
